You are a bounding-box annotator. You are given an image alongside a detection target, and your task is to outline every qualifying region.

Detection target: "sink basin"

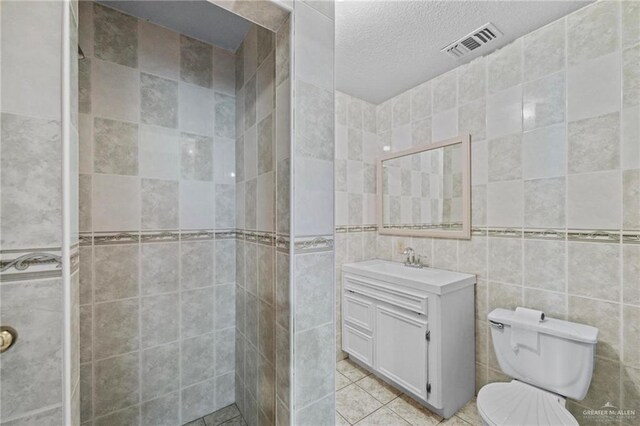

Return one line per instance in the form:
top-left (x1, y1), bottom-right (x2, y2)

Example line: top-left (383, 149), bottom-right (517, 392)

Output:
top-left (342, 259), bottom-right (475, 295)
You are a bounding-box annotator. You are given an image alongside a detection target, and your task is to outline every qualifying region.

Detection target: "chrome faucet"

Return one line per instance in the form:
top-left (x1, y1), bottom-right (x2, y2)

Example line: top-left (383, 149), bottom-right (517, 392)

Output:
top-left (402, 247), bottom-right (424, 268)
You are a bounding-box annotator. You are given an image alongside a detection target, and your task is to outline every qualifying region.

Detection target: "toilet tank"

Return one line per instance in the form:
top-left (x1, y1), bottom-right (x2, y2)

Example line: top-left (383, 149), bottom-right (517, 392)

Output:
top-left (488, 309), bottom-right (598, 401)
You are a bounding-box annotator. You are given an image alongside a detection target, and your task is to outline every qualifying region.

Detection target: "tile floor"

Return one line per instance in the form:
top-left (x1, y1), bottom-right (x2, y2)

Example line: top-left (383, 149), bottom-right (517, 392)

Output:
top-left (184, 403), bottom-right (246, 426)
top-left (336, 359), bottom-right (482, 426)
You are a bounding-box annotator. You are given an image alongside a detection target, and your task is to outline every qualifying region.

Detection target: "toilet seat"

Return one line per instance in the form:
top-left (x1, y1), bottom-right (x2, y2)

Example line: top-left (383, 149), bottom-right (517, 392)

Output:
top-left (477, 380), bottom-right (578, 426)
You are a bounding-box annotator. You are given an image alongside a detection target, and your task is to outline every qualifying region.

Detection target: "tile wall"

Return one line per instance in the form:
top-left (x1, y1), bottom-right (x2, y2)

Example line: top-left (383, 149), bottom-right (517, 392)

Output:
top-left (335, 1), bottom-right (640, 423)
top-left (290, 2), bottom-right (337, 425)
top-left (0, 1), bottom-right (80, 424)
top-left (233, 20), bottom-right (284, 426)
top-left (77, 3), bottom-right (237, 424)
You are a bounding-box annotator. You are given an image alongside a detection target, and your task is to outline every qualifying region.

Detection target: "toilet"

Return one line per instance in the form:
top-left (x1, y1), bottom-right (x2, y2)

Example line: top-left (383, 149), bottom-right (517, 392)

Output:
top-left (477, 308), bottom-right (599, 426)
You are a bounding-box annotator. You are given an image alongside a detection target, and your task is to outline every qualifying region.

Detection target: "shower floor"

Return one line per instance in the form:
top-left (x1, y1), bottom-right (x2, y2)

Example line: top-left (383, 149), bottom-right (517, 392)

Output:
top-left (184, 404), bottom-right (246, 426)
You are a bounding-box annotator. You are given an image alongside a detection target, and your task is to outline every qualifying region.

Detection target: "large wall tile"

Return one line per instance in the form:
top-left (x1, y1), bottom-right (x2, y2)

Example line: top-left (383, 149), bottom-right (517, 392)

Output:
top-left (569, 296), bottom-right (620, 362)
top-left (93, 174), bottom-right (140, 231)
top-left (1, 1), bottom-right (63, 120)
top-left (567, 0), bottom-right (619, 66)
top-left (141, 293), bottom-right (179, 348)
top-left (93, 3), bottom-right (137, 67)
top-left (488, 40), bottom-right (522, 93)
top-left (524, 19), bottom-right (565, 81)
top-left (181, 379), bottom-right (216, 423)
top-left (94, 244), bottom-right (139, 302)
top-left (93, 117), bottom-right (138, 175)
top-left (140, 73), bottom-right (178, 128)
top-left (141, 392), bottom-right (180, 426)
top-left (623, 245), bottom-right (640, 306)
top-left (139, 125), bottom-right (180, 180)
top-left (295, 157), bottom-right (334, 235)
top-left (179, 83), bottom-right (214, 136)
top-left (523, 72), bottom-right (565, 131)
top-left (524, 177), bottom-right (565, 228)
top-left (180, 34), bottom-right (213, 88)
top-left (92, 59), bottom-right (139, 122)
top-left (622, 106), bottom-right (640, 170)
top-left (94, 299), bottom-right (139, 359)
top-left (181, 334), bottom-right (215, 386)
top-left (458, 59), bottom-right (485, 105)
top-left (216, 92), bottom-right (237, 139)
top-left (488, 133), bottom-right (522, 182)
top-left (181, 287), bottom-right (215, 338)
top-left (295, 252), bottom-right (334, 331)
top-left (567, 53), bottom-right (621, 122)
top-left (179, 180), bottom-right (215, 229)
top-left (623, 169), bottom-right (640, 229)
top-left (138, 20), bottom-right (180, 80)
top-left (433, 71), bottom-right (457, 114)
top-left (181, 241), bottom-right (214, 290)
top-left (181, 132), bottom-right (214, 181)
top-left (488, 238), bottom-right (523, 285)
top-left (567, 171), bottom-right (621, 229)
top-left (623, 45), bottom-right (640, 108)
top-left (0, 279), bottom-right (62, 421)
top-left (523, 288), bottom-right (567, 320)
top-left (568, 242), bottom-right (620, 302)
top-left (524, 240), bottom-right (566, 292)
top-left (141, 243), bottom-right (179, 295)
top-left (0, 113), bottom-right (61, 249)
top-left (522, 124), bottom-right (565, 179)
top-left (458, 100), bottom-right (486, 141)
top-left (294, 2), bottom-right (334, 92)
top-left (93, 353), bottom-right (139, 416)
top-left (141, 179), bottom-right (179, 229)
top-left (622, 0), bottom-right (640, 49)
top-left (213, 47), bottom-right (237, 95)
top-left (486, 180), bottom-right (523, 228)
top-left (295, 323), bottom-right (334, 408)
top-left (486, 85), bottom-right (522, 139)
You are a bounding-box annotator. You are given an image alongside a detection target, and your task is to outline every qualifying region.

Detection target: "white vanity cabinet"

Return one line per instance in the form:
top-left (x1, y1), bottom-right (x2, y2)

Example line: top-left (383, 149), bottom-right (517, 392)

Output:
top-left (342, 260), bottom-right (476, 419)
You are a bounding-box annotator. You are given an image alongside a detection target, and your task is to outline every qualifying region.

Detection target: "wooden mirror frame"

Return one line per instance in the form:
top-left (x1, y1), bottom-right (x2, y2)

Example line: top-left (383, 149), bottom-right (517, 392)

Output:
top-left (376, 134), bottom-right (471, 240)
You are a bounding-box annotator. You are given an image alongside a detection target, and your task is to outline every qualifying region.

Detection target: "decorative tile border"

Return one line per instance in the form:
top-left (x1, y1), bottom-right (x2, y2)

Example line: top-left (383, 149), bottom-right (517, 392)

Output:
top-left (523, 229), bottom-right (566, 240)
top-left (486, 228), bottom-right (523, 238)
top-left (140, 231), bottom-right (180, 243)
top-left (0, 248), bottom-right (63, 281)
top-left (382, 222), bottom-right (463, 230)
top-left (180, 230), bottom-right (215, 241)
top-left (623, 232), bottom-right (640, 245)
top-left (276, 234), bottom-right (290, 252)
top-left (294, 235), bottom-right (334, 253)
top-left (567, 230), bottom-right (621, 243)
top-left (93, 232), bottom-right (140, 245)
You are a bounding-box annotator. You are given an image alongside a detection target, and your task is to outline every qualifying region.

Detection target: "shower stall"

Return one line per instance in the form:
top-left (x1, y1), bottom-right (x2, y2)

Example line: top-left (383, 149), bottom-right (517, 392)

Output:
top-left (0, 0), bottom-right (335, 425)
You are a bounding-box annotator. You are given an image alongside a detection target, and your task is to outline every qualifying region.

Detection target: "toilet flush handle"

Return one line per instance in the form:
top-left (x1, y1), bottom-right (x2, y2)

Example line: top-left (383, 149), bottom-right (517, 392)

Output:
top-left (488, 320), bottom-right (504, 329)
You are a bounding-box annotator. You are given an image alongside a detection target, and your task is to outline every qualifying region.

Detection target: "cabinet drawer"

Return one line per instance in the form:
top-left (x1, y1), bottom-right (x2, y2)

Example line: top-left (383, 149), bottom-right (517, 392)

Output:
top-left (344, 275), bottom-right (429, 316)
top-left (343, 324), bottom-right (373, 367)
top-left (344, 291), bottom-right (374, 332)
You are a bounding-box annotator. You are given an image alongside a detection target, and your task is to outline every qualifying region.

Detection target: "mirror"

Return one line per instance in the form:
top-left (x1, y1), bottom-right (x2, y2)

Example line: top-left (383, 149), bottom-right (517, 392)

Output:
top-left (377, 135), bottom-right (471, 239)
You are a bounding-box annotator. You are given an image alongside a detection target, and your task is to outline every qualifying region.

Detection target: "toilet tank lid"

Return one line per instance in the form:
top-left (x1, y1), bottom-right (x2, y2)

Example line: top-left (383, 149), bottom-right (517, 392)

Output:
top-left (488, 309), bottom-right (598, 344)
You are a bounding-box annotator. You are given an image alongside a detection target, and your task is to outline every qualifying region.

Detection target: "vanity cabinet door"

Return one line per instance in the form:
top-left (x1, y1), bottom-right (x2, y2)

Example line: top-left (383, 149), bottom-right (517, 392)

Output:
top-left (375, 305), bottom-right (429, 400)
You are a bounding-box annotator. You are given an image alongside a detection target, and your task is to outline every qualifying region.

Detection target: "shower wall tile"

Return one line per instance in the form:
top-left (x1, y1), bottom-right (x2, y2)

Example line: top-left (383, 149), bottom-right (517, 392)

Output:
top-left (139, 125), bottom-right (180, 180)
top-left (568, 242), bottom-right (621, 302)
top-left (94, 244), bottom-right (139, 302)
top-left (141, 392), bottom-right (180, 426)
top-left (141, 294), bottom-right (179, 348)
top-left (93, 3), bottom-right (137, 67)
top-left (94, 299), bottom-right (139, 359)
top-left (433, 71), bottom-right (457, 114)
top-left (524, 177), bottom-right (566, 228)
top-left (140, 73), bottom-right (179, 128)
top-left (77, 4), bottom-right (238, 424)
top-left (486, 85), bottom-right (522, 139)
top-left (179, 83), bottom-right (215, 136)
top-left (0, 113), bottom-right (62, 250)
top-left (181, 334), bottom-right (216, 386)
top-left (523, 240), bottom-right (566, 293)
top-left (93, 117), bottom-right (138, 175)
top-left (623, 45), bottom-right (640, 108)
top-left (295, 252), bottom-right (334, 332)
top-left (79, 59), bottom-right (92, 113)
top-left (92, 59), bottom-right (140, 122)
top-left (458, 58), bottom-right (485, 105)
top-left (488, 133), bottom-right (522, 182)
top-left (92, 174), bottom-right (140, 231)
top-left (141, 243), bottom-right (179, 295)
top-left (93, 353), bottom-right (139, 416)
top-left (181, 132), bottom-right (214, 181)
top-left (294, 323), bottom-right (334, 408)
top-left (138, 20), bottom-right (180, 79)
top-left (521, 124), bottom-right (566, 179)
top-left (623, 169), bottom-right (640, 229)
top-left (180, 35), bottom-right (213, 88)
top-left (568, 112), bottom-right (620, 174)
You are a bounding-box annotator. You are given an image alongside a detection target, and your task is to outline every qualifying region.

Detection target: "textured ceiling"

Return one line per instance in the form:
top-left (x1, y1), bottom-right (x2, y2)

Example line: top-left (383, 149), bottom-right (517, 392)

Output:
top-left (100, 0), bottom-right (252, 52)
top-left (336, 0), bottom-right (593, 104)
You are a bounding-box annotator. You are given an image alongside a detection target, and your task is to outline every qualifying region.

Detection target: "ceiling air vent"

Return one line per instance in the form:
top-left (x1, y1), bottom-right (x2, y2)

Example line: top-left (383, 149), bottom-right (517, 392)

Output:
top-left (441, 23), bottom-right (502, 58)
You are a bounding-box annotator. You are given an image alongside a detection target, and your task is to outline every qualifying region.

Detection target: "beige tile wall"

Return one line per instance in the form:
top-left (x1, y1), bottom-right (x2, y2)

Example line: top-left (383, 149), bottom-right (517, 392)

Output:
top-left (77, 3), bottom-right (237, 424)
top-left (335, 1), bottom-right (640, 423)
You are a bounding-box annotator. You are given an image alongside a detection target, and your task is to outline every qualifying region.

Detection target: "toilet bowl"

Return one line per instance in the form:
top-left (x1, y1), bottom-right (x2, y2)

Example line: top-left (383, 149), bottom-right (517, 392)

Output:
top-left (477, 308), bottom-right (598, 426)
top-left (477, 380), bottom-right (577, 426)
